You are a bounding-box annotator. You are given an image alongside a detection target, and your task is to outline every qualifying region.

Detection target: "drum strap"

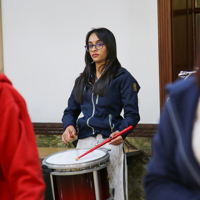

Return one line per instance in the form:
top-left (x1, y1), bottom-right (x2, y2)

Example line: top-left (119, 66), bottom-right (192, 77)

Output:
top-left (123, 147), bottom-right (128, 200)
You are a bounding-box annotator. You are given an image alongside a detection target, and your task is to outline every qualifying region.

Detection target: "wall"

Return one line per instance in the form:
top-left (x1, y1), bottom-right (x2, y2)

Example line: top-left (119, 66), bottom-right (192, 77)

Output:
top-left (1, 0), bottom-right (159, 123)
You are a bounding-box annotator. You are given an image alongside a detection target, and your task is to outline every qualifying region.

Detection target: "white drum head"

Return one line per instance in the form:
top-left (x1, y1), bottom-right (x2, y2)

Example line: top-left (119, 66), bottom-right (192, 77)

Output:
top-left (46, 149), bottom-right (106, 165)
top-left (42, 148), bottom-right (110, 172)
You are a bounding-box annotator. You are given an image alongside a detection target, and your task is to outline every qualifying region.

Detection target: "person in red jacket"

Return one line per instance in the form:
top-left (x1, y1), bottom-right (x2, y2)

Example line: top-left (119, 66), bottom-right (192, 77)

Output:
top-left (0, 73), bottom-right (45, 200)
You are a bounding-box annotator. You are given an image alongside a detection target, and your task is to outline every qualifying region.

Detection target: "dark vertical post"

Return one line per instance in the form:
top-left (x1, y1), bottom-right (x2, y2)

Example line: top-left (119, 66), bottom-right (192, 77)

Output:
top-left (157, 0), bottom-right (173, 111)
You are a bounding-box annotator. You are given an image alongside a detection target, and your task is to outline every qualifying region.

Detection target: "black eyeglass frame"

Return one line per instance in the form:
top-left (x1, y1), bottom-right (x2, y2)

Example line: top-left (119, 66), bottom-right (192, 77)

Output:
top-left (85, 42), bottom-right (104, 52)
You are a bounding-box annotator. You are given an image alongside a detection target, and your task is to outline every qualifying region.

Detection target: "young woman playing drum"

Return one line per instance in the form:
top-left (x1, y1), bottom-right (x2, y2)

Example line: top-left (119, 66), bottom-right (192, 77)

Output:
top-left (62, 27), bottom-right (140, 200)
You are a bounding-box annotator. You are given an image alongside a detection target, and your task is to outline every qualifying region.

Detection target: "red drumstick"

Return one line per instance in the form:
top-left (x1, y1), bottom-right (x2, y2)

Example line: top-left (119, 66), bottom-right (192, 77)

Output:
top-left (75, 125), bottom-right (133, 161)
top-left (69, 130), bottom-right (74, 138)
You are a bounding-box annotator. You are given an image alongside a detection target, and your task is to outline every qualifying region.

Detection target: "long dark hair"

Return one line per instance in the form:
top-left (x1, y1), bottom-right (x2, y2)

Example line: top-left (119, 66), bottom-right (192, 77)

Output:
top-left (73, 28), bottom-right (121, 103)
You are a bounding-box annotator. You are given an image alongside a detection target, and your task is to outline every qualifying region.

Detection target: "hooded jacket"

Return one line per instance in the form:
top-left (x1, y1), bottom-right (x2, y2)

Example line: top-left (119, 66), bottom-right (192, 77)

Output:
top-left (62, 68), bottom-right (140, 139)
top-left (0, 74), bottom-right (45, 200)
top-left (144, 75), bottom-right (200, 200)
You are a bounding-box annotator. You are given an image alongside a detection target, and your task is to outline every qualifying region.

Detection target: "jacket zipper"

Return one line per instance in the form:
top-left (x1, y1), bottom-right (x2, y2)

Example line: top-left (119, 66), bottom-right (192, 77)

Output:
top-left (76, 118), bottom-right (79, 133)
top-left (96, 95), bottom-right (99, 104)
top-left (87, 92), bottom-right (95, 134)
top-left (167, 99), bottom-right (200, 187)
top-left (109, 114), bottom-right (114, 132)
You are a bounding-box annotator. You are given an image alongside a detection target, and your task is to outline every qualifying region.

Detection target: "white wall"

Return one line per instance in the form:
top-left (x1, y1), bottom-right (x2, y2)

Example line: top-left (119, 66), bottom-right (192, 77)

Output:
top-left (1, 0), bottom-right (159, 124)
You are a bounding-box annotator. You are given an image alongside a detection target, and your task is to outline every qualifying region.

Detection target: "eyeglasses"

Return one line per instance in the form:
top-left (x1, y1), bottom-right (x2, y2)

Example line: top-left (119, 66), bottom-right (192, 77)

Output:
top-left (85, 42), bottom-right (104, 52)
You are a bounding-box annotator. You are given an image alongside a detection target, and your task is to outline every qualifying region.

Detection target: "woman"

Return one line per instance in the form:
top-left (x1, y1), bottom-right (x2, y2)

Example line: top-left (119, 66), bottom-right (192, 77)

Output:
top-left (62, 27), bottom-right (140, 200)
top-left (144, 68), bottom-right (200, 199)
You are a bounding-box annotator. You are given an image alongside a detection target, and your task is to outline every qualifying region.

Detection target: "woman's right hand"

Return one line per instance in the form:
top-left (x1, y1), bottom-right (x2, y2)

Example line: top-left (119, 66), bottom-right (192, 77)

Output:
top-left (62, 125), bottom-right (76, 143)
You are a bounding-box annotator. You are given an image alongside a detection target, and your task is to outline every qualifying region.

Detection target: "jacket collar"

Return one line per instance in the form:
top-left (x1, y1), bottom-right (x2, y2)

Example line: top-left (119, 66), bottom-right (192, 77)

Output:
top-left (114, 67), bottom-right (125, 78)
top-left (166, 76), bottom-right (199, 134)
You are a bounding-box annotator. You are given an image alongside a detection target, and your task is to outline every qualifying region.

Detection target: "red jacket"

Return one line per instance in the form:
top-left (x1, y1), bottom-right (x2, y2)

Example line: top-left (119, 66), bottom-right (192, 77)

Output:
top-left (0, 74), bottom-right (45, 200)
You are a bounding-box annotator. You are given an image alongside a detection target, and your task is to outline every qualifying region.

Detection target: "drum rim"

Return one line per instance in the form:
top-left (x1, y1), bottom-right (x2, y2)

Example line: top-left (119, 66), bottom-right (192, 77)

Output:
top-left (51, 161), bottom-right (110, 175)
top-left (42, 148), bottom-right (110, 170)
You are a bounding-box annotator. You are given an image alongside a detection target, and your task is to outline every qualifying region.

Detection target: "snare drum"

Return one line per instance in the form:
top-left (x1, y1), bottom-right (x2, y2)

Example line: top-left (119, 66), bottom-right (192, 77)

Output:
top-left (42, 149), bottom-right (111, 200)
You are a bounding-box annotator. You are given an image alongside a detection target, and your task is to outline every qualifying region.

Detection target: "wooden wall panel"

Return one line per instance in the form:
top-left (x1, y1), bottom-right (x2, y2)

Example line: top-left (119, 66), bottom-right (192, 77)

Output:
top-left (157, 0), bottom-right (173, 110)
top-left (33, 123), bottom-right (157, 138)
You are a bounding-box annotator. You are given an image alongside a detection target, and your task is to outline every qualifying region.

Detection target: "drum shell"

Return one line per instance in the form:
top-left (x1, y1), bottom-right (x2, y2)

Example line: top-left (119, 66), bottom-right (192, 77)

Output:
top-left (43, 149), bottom-right (111, 200)
top-left (52, 167), bottom-right (110, 200)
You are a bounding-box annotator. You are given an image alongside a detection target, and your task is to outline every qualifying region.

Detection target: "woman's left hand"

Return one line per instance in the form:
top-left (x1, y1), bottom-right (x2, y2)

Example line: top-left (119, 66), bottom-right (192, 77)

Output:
top-left (109, 131), bottom-right (123, 145)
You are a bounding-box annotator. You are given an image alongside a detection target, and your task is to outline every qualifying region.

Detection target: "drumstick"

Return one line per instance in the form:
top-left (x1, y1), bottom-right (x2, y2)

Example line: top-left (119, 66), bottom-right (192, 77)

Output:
top-left (69, 130), bottom-right (75, 138)
top-left (75, 125), bottom-right (133, 161)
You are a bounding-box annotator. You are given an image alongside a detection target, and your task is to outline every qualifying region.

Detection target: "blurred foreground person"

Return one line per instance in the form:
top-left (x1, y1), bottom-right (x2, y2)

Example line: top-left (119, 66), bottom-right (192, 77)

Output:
top-left (144, 64), bottom-right (200, 198)
top-left (0, 74), bottom-right (45, 200)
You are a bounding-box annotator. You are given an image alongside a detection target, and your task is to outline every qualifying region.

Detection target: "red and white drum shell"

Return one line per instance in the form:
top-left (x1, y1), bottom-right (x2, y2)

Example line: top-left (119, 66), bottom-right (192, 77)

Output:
top-left (42, 148), bottom-right (111, 200)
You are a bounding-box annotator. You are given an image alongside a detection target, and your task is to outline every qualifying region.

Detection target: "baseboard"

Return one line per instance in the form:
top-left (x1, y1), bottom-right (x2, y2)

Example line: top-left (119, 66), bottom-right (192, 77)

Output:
top-left (33, 123), bottom-right (157, 138)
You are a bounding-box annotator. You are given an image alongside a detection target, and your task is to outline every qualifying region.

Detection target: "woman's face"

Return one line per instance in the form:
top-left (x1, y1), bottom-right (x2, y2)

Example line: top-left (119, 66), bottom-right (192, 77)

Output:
top-left (88, 33), bottom-right (107, 65)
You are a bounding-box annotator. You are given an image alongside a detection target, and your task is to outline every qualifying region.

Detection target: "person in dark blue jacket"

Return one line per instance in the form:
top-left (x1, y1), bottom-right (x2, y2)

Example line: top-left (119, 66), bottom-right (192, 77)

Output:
top-left (61, 27), bottom-right (140, 200)
top-left (144, 71), bottom-right (200, 199)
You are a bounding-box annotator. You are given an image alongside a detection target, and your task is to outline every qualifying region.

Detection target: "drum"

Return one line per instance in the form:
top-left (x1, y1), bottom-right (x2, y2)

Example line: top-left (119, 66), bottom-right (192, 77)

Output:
top-left (42, 149), bottom-right (111, 200)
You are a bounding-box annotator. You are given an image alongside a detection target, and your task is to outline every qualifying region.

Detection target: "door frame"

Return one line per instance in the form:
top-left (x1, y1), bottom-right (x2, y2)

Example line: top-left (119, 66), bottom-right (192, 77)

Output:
top-left (157, 0), bottom-right (172, 110)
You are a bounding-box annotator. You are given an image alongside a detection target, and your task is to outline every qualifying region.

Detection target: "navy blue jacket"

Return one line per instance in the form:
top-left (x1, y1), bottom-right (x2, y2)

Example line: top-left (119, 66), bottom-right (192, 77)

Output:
top-left (62, 68), bottom-right (140, 139)
top-left (144, 76), bottom-right (200, 200)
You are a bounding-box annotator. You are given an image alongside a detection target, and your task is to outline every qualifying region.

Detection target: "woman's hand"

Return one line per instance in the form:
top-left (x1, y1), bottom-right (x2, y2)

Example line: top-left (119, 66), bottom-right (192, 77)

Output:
top-left (62, 125), bottom-right (76, 143)
top-left (109, 130), bottom-right (123, 145)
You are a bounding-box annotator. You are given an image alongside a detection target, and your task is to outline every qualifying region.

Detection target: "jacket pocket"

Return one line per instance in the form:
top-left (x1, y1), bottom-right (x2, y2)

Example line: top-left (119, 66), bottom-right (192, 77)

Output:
top-left (77, 117), bottom-right (91, 135)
